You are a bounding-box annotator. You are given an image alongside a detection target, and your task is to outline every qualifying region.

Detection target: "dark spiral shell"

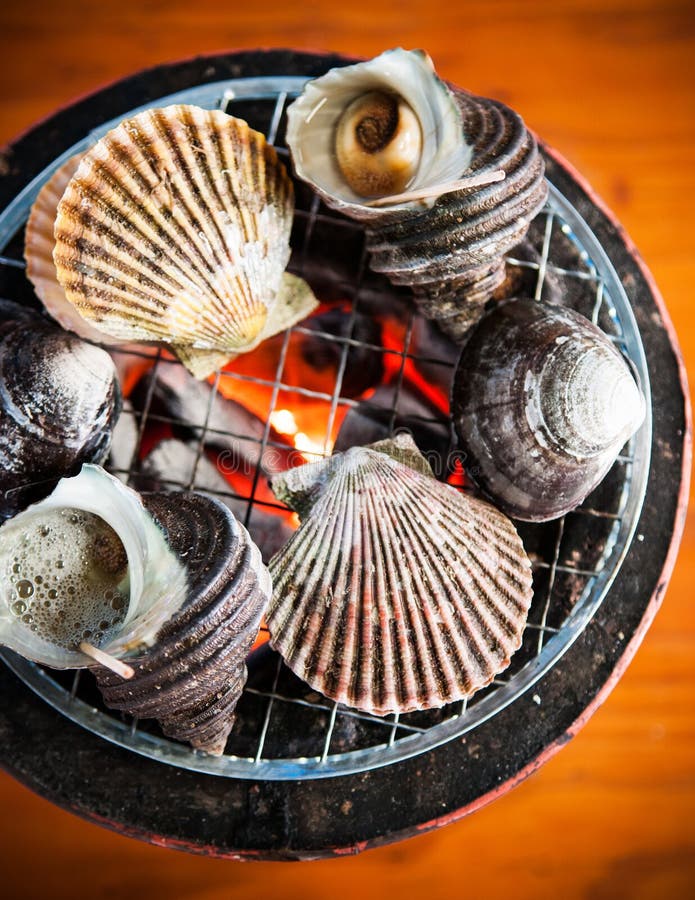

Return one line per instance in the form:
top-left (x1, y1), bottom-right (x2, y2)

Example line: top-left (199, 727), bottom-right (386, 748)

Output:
top-left (95, 492), bottom-right (271, 755)
top-left (366, 90), bottom-right (548, 338)
top-left (0, 300), bottom-right (121, 520)
top-left (286, 50), bottom-right (547, 341)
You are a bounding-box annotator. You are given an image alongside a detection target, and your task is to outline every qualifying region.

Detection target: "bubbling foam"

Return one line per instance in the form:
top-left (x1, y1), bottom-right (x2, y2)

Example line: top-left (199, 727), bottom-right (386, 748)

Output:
top-left (1, 507), bottom-right (129, 650)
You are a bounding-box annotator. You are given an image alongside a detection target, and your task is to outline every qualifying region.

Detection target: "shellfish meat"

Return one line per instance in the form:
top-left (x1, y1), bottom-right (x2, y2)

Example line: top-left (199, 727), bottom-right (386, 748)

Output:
top-left (0, 300), bottom-right (121, 520)
top-left (286, 49), bottom-right (547, 339)
top-left (51, 105), bottom-right (318, 379)
top-left (451, 298), bottom-right (646, 521)
top-left (0, 465), bottom-right (186, 669)
top-left (267, 434), bottom-right (533, 715)
top-left (95, 490), bottom-right (271, 755)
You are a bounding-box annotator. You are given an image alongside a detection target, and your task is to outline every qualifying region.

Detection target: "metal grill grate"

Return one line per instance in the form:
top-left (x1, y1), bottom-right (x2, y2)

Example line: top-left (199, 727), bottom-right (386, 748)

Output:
top-left (0, 76), bottom-right (652, 780)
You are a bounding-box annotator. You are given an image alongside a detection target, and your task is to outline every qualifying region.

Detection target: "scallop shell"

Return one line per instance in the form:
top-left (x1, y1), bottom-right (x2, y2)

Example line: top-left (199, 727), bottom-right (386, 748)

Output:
top-left (451, 298), bottom-right (646, 521)
top-left (0, 465), bottom-right (187, 669)
top-left (267, 434), bottom-right (533, 716)
top-left (51, 105), bottom-right (318, 379)
top-left (24, 153), bottom-right (124, 344)
top-left (95, 491), bottom-right (271, 755)
top-left (286, 49), bottom-right (547, 339)
top-left (0, 300), bottom-right (121, 520)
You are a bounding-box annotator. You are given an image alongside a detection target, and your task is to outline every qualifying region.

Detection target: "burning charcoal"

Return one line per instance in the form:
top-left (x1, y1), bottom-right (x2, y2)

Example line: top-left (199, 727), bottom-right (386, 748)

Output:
top-left (131, 364), bottom-right (292, 476)
top-left (334, 382), bottom-right (451, 476)
top-left (139, 439), bottom-right (294, 562)
top-left (409, 316), bottom-right (460, 399)
top-left (292, 304), bottom-right (384, 398)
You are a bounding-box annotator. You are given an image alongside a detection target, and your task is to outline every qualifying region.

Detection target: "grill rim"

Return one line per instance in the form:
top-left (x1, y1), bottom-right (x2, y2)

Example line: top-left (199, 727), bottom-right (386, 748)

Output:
top-left (0, 76), bottom-right (651, 779)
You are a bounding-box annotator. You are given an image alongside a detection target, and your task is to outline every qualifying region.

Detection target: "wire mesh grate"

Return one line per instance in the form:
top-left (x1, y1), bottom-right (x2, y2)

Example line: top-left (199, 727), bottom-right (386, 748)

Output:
top-left (0, 76), bottom-right (651, 779)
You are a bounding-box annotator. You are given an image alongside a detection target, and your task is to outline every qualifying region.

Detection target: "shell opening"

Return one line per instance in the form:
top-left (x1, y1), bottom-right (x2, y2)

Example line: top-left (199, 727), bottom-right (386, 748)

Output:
top-left (286, 49), bottom-right (472, 215)
top-left (0, 466), bottom-right (187, 669)
top-left (334, 91), bottom-right (423, 198)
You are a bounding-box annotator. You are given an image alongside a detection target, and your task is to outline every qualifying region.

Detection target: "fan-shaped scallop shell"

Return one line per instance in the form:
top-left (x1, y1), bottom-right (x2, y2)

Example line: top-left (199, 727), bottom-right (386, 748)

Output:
top-left (286, 49), bottom-right (547, 338)
top-left (51, 105), bottom-right (317, 379)
top-left (452, 298), bottom-right (646, 521)
top-left (0, 300), bottom-right (121, 520)
top-left (267, 434), bottom-right (533, 715)
top-left (95, 492), bottom-right (271, 755)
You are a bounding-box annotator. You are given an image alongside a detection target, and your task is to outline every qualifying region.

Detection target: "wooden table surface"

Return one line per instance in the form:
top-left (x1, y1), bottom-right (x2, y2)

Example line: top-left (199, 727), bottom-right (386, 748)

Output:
top-left (1, 1), bottom-right (693, 897)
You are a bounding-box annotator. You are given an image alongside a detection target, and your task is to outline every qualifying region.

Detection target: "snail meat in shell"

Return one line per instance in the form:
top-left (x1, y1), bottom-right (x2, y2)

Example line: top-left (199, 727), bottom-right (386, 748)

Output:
top-left (0, 465), bottom-right (186, 669)
top-left (286, 49), bottom-right (547, 339)
top-left (0, 465), bottom-right (272, 754)
top-left (95, 490), bottom-right (271, 755)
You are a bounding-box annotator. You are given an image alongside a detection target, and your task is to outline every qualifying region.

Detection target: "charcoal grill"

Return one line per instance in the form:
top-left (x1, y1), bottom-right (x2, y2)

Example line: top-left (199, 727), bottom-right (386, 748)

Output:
top-left (0, 50), bottom-right (689, 858)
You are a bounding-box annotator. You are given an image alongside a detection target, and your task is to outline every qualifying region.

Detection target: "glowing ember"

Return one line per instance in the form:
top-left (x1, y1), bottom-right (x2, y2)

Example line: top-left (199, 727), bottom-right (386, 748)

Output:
top-left (294, 432), bottom-right (327, 459)
top-left (269, 408), bottom-right (328, 461)
top-left (269, 409), bottom-right (299, 435)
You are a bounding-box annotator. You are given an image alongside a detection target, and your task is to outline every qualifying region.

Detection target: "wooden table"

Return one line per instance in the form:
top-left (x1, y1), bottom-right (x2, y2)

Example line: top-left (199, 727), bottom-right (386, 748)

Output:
top-left (0, 1), bottom-right (693, 896)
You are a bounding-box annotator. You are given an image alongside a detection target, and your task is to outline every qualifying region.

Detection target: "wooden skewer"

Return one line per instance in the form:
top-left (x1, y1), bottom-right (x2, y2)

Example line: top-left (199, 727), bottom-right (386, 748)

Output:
top-left (79, 641), bottom-right (134, 679)
top-left (364, 169), bottom-right (506, 208)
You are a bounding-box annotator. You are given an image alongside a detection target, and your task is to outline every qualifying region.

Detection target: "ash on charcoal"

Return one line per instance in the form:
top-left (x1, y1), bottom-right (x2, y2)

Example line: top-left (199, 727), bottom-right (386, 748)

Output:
top-left (131, 364), bottom-right (292, 477)
top-left (107, 398), bottom-right (139, 482)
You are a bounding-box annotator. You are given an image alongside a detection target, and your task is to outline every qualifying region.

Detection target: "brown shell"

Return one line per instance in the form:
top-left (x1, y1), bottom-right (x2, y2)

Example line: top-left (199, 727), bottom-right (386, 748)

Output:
top-left (94, 492), bottom-right (271, 755)
top-left (51, 105), bottom-right (317, 378)
top-left (451, 299), bottom-right (646, 521)
top-left (24, 153), bottom-right (126, 344)
top-left (286, 50), bottom-right (547, 340)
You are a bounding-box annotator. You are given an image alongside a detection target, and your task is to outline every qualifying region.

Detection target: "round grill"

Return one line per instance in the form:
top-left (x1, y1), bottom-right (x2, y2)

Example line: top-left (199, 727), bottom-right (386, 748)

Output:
top-left (0, 74), bottom-right (652, 780)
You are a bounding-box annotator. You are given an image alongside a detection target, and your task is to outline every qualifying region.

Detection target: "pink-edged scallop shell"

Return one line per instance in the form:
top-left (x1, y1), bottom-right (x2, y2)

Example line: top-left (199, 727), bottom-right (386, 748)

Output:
top-left (267, 434), bottom-right (533, 716)
top-left (50, 105), bottom-right (317, 379)
top-left (24, 153), bottom-right (126, 345)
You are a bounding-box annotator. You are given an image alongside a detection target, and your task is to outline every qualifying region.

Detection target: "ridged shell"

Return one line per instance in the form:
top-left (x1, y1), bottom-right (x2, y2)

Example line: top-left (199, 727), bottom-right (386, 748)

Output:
top-left (452, 298), bottom-right (646, 521)
top-left (286, 50), bottom-right (547, 339)
top-left (267, 435), bottom-right (533, 716)
top-left (95, 492), bottom-right (271, 755)
top-left (24, 153), bottom-right (123, 344)
top-left (0, 300), bottom-right (121, 520)
top-left (52, 105), bottom-right (317, 379)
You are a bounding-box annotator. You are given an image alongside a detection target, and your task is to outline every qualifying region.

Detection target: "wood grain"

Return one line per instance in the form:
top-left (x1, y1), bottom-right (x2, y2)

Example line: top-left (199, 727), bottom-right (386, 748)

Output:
top-left (0, 1), bottom-right (693, 897)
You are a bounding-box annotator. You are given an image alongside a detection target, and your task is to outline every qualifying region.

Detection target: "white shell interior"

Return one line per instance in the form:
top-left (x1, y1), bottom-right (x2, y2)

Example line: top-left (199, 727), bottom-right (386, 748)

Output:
top-left (0, 465), bottom-right (187, 668)
top-left (286, 49), bottom-right (472, 218)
